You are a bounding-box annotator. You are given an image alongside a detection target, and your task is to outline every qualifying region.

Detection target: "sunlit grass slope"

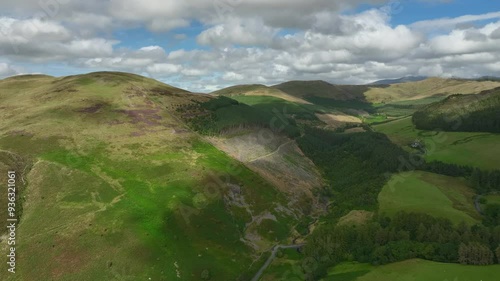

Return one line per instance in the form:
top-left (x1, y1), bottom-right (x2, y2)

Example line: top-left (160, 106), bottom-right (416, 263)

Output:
top-left (0, 72), bottom-right (299, 280)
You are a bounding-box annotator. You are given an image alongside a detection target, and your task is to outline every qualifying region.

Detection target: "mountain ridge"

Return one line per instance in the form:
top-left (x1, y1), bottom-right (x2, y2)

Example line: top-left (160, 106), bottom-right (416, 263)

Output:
top-left (212, 77), bottom-right (500, 103)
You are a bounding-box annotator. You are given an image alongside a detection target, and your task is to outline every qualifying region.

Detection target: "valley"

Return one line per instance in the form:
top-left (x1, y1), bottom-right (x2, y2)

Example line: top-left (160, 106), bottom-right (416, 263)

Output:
top-left (1, 73), bottom-right (499, 281)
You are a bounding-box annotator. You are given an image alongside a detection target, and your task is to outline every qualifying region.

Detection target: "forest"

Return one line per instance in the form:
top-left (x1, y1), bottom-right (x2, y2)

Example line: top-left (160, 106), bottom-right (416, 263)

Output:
top-left (412, 90), bottom-right (500, 133)
top-left (301, 212), bottom-right (500, 280)
top-left (179, 96), bottom-right (301, 137)
top-left (297, 127), bottom-right (500, 211)
top-left (295, 126), bottom-right (500, 279)
top-left (296, 128), bottom-right (410, 212)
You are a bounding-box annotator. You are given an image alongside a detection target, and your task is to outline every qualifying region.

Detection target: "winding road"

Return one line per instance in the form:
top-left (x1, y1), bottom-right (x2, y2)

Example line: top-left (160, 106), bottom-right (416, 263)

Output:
top-left (474, 195), bottom-right (483, 214)
top-left (251, 244), bottom-right (305, 281)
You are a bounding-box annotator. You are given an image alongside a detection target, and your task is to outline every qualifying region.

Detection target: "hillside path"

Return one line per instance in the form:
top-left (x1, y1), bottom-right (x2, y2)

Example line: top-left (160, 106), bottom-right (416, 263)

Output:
top-left (248, 140), bottom-right (294, 163)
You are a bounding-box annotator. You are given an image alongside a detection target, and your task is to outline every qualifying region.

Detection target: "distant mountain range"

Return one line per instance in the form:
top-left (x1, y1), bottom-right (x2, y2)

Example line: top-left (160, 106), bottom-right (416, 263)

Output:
top-left (369, 76), bottom-right (428, 85)
top-left (213, 77), bottom-right (500, 103)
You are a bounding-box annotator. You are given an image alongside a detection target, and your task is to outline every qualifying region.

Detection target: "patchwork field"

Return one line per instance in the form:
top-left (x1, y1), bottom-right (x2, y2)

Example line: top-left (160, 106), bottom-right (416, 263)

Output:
top-left (379, 171), bottom-right (479, 225)
top-left (374, 117), bottom-right (500, 170)
top-left (325, 259), bottom-right (500, 281)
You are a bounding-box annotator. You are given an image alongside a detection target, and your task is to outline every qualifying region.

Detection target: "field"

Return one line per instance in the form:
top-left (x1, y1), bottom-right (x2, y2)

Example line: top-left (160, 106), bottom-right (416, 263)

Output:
top-left (484, 194), bottom-right (500, 205)
top-left (0, 73), bottom-right (299, 280)
top-left (231, 93), bottom-right (450, 127)
top-left (364, 77), bottom-right (500, 103)
top-left (337, 210), bottom-right (374, 226)
top-left (260, 248), bottom-right (305, 281)
top-left (379, 171), bottom-right (479, 225)
top-left (481, 194), bottom-right (500, 211)
top-left (325, 259), bottom-right (500, 281)
top-left (374, 117), bottom-right (500, 170)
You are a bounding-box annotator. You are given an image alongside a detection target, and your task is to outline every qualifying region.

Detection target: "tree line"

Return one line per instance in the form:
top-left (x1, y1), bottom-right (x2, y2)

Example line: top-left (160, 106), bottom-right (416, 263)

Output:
top-left (412, 91), bottom-right (500, 133)
top-left (296, 127), bottom-right (410, 212)
top-left (297, 127), bottom-right (500, 215)
top-left (301, 212), bottom-right (500, 280)
top-left (178, 96), bottom-right (301, 138)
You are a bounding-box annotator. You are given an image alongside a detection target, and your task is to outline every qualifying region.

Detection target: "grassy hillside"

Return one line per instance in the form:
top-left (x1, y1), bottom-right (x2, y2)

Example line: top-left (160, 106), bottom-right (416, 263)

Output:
top-left (270, 78), bottom-right (500, 104)
top-left (364, 77), bottom-right (500, 103)
top-left (326, 259), bottom-right (500, 281)
top-left (374, 117), bottom-right (500, 170)
top-left (413, 88), bottom-right (500, 132)
top-left (272, 80), bottom-right (369, 101)
top-left (0, 72), bottom-right (302, 280)
top-left (211, 78), bottom-right (500, 129)
top-left (211, 84), bottom-right (310, 104)
top-left (379, 171), bottom-right (479, 225)
top-left (178, 96), bottom-right (301, 138)
top-left (369, 76), bottom-right (428, 85)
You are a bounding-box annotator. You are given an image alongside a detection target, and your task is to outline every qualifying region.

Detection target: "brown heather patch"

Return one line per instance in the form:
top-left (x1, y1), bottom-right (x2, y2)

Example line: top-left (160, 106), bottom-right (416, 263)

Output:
top-left (77, 102), bottom-right (108, 114)
top-left (8, 129), bottom-right (34, 137)
top-left (115, 109), bottom-right (163, 126)
top-left (50, 235), bottom-right (91, 280)
top-left (150, 87), bottom-right (173, 96)
top-left (53, 87), bottom-right (78, 93)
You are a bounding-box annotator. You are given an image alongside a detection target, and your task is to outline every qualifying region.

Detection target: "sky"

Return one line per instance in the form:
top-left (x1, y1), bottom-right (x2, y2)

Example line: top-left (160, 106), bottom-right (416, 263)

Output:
top-left (1, 0), bottom-right (500, 92)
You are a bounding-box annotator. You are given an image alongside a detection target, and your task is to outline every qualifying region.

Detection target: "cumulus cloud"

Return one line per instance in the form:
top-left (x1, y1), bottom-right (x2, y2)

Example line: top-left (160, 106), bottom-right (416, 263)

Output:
top-left (412, 11), bottom-right (500, 31)
top-left (0, 17), bottom-right (117, 60)
top-left (1, 0), bottom-right (500, 91)
top-left (197, 17), bottom-right (278, 47)
top-left (146, 63), bottom-right (182, 74)
top-left (0, 62), bottom-right (19, 78)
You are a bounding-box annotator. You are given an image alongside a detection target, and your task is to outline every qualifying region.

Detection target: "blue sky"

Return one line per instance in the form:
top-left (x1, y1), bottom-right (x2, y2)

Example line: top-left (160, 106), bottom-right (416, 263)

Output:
top-left (1, 0), bottom-right (500, 92)
top-left (384, 0), bottom-right (499, 25)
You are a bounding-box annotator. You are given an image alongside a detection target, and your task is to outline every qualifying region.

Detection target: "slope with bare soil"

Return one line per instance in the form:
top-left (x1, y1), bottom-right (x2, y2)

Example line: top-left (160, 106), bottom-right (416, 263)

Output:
top-left (212, 84), bottom-right (311, 104)
top-left (208, 129), bottom-right (325, 216)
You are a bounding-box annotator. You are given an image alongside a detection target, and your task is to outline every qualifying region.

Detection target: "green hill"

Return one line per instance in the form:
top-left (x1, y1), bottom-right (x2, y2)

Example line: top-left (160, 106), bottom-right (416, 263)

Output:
top-left (210, 79), bottom-right (500, 124)
top-left (364, 77), bottom-right (500, 103)
top-left (413, 87), bottom-right (500, 133)
top-left (373, 117), bottom-right (500, 170)
top-left (379, 171), bottom-right (479, 225)
top-left (211, 83), bottom-right (310, 104)
top-left (3, 72), bottom-right (500, 281)
top-left (272, 80), bottom-right (369, 101)
top-left (326, 259), bottom-right (500, 281)
top-left (269, 78), bottom-right (500, 104)
top-left (0, 72), bottom-right (304, 281)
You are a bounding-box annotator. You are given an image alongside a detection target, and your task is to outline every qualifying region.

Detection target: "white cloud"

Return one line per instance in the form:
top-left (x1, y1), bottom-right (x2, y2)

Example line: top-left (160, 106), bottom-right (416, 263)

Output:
top-left (197, 18), bottom-right (278, 47)
top-left (412, 11), bottom-right (500, 31)
top-left (0, 17), bottom-right (117, 60)
top-left (0, 62), bottom-right (19, 78)
top-left (1, 1), bottom-right (500, 91)
top-left (424, 21), bottom-right (500, 56)
top-left (222, 71), bottom-right (244, 81)
top-left (146, 63), bottom-right (182, 74)
top-left (418, 64), bottom-right (443, 76)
